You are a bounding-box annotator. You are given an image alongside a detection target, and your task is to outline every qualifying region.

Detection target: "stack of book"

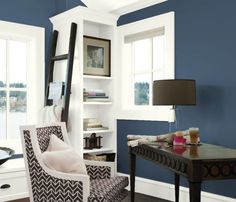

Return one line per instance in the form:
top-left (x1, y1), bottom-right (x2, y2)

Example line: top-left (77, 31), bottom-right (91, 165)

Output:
top-left (83, 118), bottom-right (109, 131)
top-left (83, 88), bottom-right (110, 102)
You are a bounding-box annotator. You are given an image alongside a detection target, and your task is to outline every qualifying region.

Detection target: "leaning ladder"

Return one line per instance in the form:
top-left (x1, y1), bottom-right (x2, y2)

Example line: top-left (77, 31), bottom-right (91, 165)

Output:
top-left (45, 22), bottom-right (77, 125)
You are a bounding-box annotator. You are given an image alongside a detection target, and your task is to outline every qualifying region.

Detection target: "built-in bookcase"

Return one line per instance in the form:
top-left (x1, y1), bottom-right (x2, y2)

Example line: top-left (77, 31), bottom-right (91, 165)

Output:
top-left (50, 6), bottom-right (118, 159)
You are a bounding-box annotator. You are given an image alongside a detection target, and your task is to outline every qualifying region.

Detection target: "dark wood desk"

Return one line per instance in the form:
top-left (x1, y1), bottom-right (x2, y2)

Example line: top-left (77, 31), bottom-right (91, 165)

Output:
top-left (129, 143), bottom-right (236, 202)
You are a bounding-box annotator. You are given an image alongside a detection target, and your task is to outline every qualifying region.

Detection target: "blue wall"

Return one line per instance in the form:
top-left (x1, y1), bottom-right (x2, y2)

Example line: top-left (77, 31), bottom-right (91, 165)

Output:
top-left (117, 0), bottom-right (236, 199)
top-left (0, 0), bottom-right (85, 76)
top-left (1, 0), bottom-right (236, 199)
top-left (0, 0), bottom-right (58, 65)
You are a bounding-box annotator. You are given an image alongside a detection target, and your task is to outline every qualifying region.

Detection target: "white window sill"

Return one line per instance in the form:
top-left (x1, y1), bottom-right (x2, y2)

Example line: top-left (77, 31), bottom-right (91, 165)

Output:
top-left (116, 106), bottom-right (174, 121)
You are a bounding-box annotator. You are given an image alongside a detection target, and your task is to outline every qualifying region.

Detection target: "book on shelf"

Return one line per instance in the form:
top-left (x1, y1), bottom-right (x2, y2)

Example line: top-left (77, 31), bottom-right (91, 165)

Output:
top-left (84, 123), bottom-right (103, 128)
top-left (83, 118), bottom-right (106, 130)
top-left (87, 92), bottom-right (106, 96)
top-left (84, 88), bottom-right (105, 93)
top-left (83, 118), bottom-right (98, 123)
top-left (87, 96), bottom-right (109, 98)
top-left (83, 88), bottom-right (110, 101)
top-left (85, 98), bottom-right (111, 102)
top-left (85, 127), bottom-right (109, 131)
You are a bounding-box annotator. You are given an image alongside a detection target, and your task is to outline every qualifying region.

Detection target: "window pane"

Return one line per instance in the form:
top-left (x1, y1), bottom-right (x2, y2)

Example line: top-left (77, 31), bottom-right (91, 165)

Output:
top-left (134, 74), bottom-right (150, 105)
top-left (9, 91), bottom-right (27, 139)
top-left (0, 91), bottom-right (6, 140)
top-left (134, 39), bottom-right (151, 73)
top-left (10, 91), bottom-right (27, 112)
top-left (0, 39), bottom-right (6, 87)
top-left (153, 35), bottom-right (165, 70)
top-left (9, 41), bottom-right (27, 88)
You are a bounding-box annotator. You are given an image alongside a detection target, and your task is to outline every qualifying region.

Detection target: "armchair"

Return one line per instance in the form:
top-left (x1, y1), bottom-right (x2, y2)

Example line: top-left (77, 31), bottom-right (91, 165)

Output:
top-left (20, 122), bottom-right (128, 202)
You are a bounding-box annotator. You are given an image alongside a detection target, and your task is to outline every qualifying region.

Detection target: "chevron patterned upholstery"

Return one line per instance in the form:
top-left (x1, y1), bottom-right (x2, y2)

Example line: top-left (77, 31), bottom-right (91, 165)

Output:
top-left (36, 125), bottom-right (64, 152)
top-left (23, 129), bottom-right (84, 202)
top-left (89, 177), bottom-right (129, 202)
top-left (21, 123), bottom-right (128, 202)
top-left (86, 165), bottom-right (111, 180)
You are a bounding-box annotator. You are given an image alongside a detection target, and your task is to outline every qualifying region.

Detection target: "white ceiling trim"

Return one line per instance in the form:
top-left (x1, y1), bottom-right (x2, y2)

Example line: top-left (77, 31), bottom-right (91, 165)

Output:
top-left (81, 0), bottom-right (168, 16)
top-left (111, 0), bottom-right (168, 15)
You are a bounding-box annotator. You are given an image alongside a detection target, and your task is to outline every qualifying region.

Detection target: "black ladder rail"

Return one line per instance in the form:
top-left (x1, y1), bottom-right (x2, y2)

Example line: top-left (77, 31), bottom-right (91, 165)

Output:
top-left (45, 30), bottom-right (58, 106)
top-left (45, 22), bottom-right (77, 125)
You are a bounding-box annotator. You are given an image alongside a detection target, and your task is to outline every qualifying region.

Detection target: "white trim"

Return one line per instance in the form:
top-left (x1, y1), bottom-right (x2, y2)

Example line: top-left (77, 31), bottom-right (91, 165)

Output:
top-left (112, 0), bottom-right (168, 15)
top-left (0, 20), bottom-right (45, 153)
top-left (118, 173), bottom-right (236, 202)
top-left (0, 20), bottom-right (45, 122)
top-left (81, 0), bottom-right (167, 16)
top-left (116, 11), bottom-right (175, 121)
top-left (50, 6), bottom-right (119, 27)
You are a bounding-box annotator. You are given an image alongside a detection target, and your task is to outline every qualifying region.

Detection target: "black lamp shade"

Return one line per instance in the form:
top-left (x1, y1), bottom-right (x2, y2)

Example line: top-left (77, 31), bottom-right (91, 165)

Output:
top-left (153, 79), bottom-right (196, 105)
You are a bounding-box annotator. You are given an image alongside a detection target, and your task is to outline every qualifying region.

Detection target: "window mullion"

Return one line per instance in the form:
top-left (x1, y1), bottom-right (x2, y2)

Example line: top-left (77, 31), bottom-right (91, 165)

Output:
top-left (131, 42), bottom-right (135, 105)
top-left (6, 39), bottom-right (10, 139)
top-left (150, 38), bottom-right (154, 106)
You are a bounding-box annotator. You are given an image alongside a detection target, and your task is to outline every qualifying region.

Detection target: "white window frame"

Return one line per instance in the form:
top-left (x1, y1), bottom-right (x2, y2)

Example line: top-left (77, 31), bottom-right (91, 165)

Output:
top-left (116, 11), bottom-right (175, 121)
top-left (0, 20), bottom-right (45, 153)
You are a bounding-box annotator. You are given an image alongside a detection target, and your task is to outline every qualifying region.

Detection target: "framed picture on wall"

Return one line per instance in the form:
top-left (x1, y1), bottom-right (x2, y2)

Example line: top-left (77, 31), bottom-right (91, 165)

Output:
top-left (83, 36), bottom-right (111, 77)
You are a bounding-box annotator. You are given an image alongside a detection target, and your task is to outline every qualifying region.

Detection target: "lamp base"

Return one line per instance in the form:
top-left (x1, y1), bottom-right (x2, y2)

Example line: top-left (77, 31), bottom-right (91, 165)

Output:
top-left (168, 106), bottom-right (181, 132)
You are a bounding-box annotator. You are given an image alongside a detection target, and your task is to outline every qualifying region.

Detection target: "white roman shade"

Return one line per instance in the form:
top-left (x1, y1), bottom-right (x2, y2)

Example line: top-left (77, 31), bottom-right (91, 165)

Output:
top-left (124, 27), bottom-right (165, 43)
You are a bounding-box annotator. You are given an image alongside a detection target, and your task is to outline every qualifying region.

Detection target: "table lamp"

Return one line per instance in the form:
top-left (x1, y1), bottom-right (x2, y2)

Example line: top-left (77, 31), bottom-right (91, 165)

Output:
top-left (153, 79), bottom-right (196, 131)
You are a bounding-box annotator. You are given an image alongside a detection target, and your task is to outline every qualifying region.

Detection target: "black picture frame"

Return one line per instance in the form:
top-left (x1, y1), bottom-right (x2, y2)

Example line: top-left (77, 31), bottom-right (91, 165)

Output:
top-left (83, 35), bottom-right (111, 77)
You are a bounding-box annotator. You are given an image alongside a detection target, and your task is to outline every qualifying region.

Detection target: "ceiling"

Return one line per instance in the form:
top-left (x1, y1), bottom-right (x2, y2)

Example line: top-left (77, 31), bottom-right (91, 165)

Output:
top-left (81, 0), bottom-right (167, 15)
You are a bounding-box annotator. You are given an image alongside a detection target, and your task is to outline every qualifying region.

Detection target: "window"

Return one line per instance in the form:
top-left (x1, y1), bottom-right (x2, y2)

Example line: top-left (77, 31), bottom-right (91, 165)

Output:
top-left (0, 39), bottom-right (27, 140)
top-left (124, 29), bottom-right (165, 106)
top-left (0, 21), bottom-right (44, 153)
top-left (117, 12), bottom-right (175, 121)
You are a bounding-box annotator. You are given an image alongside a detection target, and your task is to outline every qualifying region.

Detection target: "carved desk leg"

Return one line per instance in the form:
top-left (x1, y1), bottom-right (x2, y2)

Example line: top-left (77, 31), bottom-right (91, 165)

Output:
top-left (189, 181), bottom-right (201, 202)
top-left (175, 173), bottom-right (180, 202)
top-left (130, 148), bottom-right (136, 202)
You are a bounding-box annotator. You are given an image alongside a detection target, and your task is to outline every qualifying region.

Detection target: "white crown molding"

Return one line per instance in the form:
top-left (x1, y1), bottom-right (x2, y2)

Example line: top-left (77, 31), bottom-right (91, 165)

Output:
top-left (81, 0), bottom-right (168, 16)
top-left (111, 0), bottom-right (168, 15)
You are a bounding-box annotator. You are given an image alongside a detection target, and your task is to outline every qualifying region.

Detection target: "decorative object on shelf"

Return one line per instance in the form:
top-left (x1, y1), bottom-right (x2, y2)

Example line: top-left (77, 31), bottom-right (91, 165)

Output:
top-left (84, 153), bottom-right (116, 162)
top-left (97, 153), bottom-right (116, 162)
top-left (84, 154), bottom-right (107, 161)
top-left (0, 147), bottom-right (15, 166)
top-left (153, 79), bottom-right (196, 131)
top-left (84, 133), bottom-right (103, 149)
top-left (83, 36), bottom-right (110, 76)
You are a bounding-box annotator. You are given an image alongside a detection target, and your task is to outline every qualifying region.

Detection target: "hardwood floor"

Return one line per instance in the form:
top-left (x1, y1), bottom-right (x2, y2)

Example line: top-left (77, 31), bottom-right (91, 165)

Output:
top-left (10, 193), bottom-right (171, 202)
top-left (123, 192), bottom-right (171, 202)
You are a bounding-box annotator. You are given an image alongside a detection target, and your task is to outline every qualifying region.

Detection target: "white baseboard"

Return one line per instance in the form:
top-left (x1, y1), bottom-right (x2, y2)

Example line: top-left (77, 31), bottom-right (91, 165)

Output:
top-left (118, 173), bottom-right (236, 202)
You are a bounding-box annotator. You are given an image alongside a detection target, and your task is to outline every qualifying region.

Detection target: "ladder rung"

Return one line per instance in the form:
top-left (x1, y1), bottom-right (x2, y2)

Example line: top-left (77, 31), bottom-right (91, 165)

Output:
top-left (51, 54), bottom-right (68, 61)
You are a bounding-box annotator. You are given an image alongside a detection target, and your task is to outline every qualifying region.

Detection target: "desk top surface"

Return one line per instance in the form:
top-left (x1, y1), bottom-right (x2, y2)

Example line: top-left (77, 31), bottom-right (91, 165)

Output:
top-left (139, 143), bottom-right (236, 161)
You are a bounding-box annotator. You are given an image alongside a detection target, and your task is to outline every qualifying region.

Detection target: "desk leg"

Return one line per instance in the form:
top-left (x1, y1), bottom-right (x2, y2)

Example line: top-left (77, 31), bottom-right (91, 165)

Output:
top-left (189, 181), bottom-right (201, 202)
top-left (130, 151), bottom-right (136, 202)
top-left (175, 173), bottom-right (179, 202)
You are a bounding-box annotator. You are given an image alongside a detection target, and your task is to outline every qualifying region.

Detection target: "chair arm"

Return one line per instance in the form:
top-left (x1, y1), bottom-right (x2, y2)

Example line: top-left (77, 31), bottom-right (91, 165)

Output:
top-left (84, 160), bottom-right (115, 179)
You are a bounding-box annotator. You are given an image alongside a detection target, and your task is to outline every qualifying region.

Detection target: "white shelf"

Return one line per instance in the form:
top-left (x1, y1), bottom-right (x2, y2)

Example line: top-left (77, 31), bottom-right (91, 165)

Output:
top-left (83, 147), bottom-right (113, 154)
top-left (83, 101), bottom-right (112, 105)
top-left (83, 130), bottom-right (112, 134)
top-left (83, 75), bottom-right (112, 80)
